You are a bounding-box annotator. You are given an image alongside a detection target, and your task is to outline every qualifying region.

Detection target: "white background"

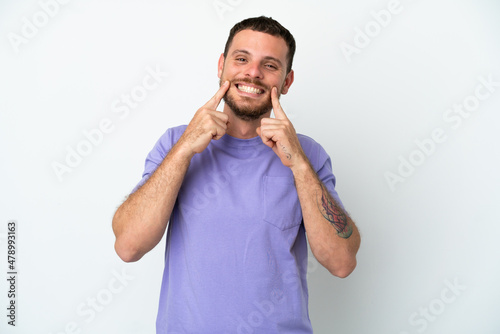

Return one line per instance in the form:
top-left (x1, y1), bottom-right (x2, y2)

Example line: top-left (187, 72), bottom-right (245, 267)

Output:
top-left (1, 0), bottom-right (500, 333)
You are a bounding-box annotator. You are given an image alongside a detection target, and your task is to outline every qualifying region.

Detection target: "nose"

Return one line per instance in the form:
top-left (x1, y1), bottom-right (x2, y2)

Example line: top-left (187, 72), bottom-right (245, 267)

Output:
top-left (244, 61), bottom-right (263, 79)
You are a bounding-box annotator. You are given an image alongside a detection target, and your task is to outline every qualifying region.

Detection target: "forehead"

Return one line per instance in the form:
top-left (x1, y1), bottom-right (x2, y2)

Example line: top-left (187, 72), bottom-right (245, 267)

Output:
top-left (228, 29), bottom-right (288, 62)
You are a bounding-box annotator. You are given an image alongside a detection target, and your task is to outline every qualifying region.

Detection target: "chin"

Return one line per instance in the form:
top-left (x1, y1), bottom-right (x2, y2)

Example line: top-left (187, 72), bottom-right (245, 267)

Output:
top-left (224, 97), bottom-right (271, 121)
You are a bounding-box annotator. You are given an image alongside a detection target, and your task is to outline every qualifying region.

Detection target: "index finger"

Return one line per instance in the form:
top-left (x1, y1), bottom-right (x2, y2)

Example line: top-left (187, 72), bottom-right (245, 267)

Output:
top-left (205, 80), bottom-right (230, 110)
top-left (271, 86), bottom-right (287, 120)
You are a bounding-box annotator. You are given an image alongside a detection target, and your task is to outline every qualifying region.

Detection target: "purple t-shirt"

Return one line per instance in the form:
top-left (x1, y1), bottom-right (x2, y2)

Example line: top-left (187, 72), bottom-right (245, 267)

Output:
top-left (134, 125), bottom-right (343, 334)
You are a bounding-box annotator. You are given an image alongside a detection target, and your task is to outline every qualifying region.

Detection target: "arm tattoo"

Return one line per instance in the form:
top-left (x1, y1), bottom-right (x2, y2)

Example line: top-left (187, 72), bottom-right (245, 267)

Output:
top-left (317, 184), bottom-right (352, 239)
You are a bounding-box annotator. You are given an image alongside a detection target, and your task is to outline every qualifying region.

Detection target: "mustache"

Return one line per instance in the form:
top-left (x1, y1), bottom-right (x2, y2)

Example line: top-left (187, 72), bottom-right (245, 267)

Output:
top-left (225, 78), bottom-right (270, 92)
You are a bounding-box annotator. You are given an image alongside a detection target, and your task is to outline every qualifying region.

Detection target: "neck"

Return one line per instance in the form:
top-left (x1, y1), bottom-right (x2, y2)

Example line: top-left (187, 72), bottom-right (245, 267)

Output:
top-left (223, 104), bottom-right (270, 139)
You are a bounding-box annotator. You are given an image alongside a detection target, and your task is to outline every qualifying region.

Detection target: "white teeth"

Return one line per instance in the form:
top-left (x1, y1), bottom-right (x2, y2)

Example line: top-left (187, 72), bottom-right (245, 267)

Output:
top-left (237, 84), bottom-right (263, 94)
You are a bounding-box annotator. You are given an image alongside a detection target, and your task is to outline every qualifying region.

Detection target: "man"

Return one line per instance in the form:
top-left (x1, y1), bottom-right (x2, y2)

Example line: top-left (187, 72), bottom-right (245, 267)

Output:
top-left (112, 16), bottom-right (360, 333)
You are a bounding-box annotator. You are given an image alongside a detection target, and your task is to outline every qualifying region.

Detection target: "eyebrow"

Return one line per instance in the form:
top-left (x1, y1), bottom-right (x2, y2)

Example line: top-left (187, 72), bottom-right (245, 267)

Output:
top-left (231, 49), bottom-right (283, 68)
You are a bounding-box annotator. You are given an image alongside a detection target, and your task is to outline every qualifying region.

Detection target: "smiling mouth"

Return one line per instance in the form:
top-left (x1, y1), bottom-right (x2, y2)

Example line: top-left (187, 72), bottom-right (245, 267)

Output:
top-left (235, 83), bottom-right (264, 94)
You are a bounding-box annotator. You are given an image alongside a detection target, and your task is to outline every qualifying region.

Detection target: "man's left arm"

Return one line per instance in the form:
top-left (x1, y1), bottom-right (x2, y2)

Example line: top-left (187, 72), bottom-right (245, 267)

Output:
top-left (292, 157), bottom-right (360, 278)
top-left (257, 87), bottom-right (361, 278)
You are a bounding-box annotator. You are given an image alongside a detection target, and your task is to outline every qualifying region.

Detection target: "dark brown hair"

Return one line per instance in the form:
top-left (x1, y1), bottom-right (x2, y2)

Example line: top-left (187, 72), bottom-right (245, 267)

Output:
top-left (223, 16), bottom-right (296, 74)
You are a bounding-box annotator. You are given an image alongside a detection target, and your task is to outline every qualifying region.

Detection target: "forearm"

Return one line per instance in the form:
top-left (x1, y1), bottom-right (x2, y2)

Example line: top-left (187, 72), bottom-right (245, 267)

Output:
top-left (291, 158), bottom-right (360, 278)
top-left (112, 142), bottom-right (193, 262)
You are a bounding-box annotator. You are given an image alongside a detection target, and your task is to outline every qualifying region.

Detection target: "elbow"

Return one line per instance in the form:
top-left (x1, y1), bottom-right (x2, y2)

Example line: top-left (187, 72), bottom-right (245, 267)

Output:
top-left (114, 238), bottom-right (144, 263)
top-left (326, 257), bottom-right (357, 279)
top-left (313, 246), bottom-right (358, 278)
top-left (112, 209), bottom-right (143, 263)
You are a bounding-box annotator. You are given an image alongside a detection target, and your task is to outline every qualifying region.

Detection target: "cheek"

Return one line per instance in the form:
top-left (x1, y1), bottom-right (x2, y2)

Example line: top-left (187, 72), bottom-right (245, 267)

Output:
top-left (226, 84), bottom-right (240, 98)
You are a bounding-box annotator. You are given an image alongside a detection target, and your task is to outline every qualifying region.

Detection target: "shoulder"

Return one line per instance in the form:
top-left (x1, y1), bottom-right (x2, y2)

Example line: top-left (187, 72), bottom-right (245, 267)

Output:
top-left (145, 124), bottom-right (187, 160)
top-left (165, 124), bottom-right (188, 141)
top-left (297, 133), bottom-right (324, 156)
top-left (155, 125), bottom-right (187, 149)
top-left (297, 133), bottom-right (331, 171)
top-left (297, 133), bottom-right (320, 148)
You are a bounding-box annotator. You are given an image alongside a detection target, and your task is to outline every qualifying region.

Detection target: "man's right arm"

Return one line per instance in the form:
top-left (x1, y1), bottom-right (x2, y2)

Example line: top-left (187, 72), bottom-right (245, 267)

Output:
top-left (112, 81), bottom-right (230, 262)
top-left (112, 143), bottom-right (192, 263)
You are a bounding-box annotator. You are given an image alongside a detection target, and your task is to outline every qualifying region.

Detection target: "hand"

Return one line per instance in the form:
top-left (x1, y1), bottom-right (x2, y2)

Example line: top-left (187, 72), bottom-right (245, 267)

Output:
top-left (177, 81), bottom-right (230, 156)
top-left (256, 87), bottom-right (306, 168)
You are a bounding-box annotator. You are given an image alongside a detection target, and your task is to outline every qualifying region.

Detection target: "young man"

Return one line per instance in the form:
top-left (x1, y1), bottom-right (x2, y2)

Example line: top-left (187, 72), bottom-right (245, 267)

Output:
top-left (113, 16), bottom-right (360, 333)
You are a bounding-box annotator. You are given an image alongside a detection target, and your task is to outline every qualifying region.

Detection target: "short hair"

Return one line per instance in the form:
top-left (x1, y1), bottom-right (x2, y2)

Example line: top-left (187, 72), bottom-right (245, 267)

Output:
top-left (223, 16), bottom-right (296, 74)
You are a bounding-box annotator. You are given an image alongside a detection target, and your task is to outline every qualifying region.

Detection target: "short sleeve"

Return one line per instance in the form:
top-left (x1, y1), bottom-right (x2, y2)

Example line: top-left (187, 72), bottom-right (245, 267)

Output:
top-left (131, 125), bottom-right (187, 193)
top-left (298, 134), bottom-right (344, 210)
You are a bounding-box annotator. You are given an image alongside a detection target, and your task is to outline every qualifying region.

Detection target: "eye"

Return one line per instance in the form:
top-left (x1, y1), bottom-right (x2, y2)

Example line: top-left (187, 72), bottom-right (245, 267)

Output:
top-left (236, 58), bottom-right (246, 62)
top-left (265, 64), bottom-right (277, 70)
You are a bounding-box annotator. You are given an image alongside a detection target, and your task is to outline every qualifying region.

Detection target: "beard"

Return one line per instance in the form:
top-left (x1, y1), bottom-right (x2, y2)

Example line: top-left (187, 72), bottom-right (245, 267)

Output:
top-left (219, 77), bottom-right (275, 121)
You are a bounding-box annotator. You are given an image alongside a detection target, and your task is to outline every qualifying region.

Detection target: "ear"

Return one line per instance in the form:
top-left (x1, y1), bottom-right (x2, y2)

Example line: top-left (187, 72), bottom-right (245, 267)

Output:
top-left (280, 69), bottom-right (294, 95)
top-left (217, 53), bottom-right (225, 79)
